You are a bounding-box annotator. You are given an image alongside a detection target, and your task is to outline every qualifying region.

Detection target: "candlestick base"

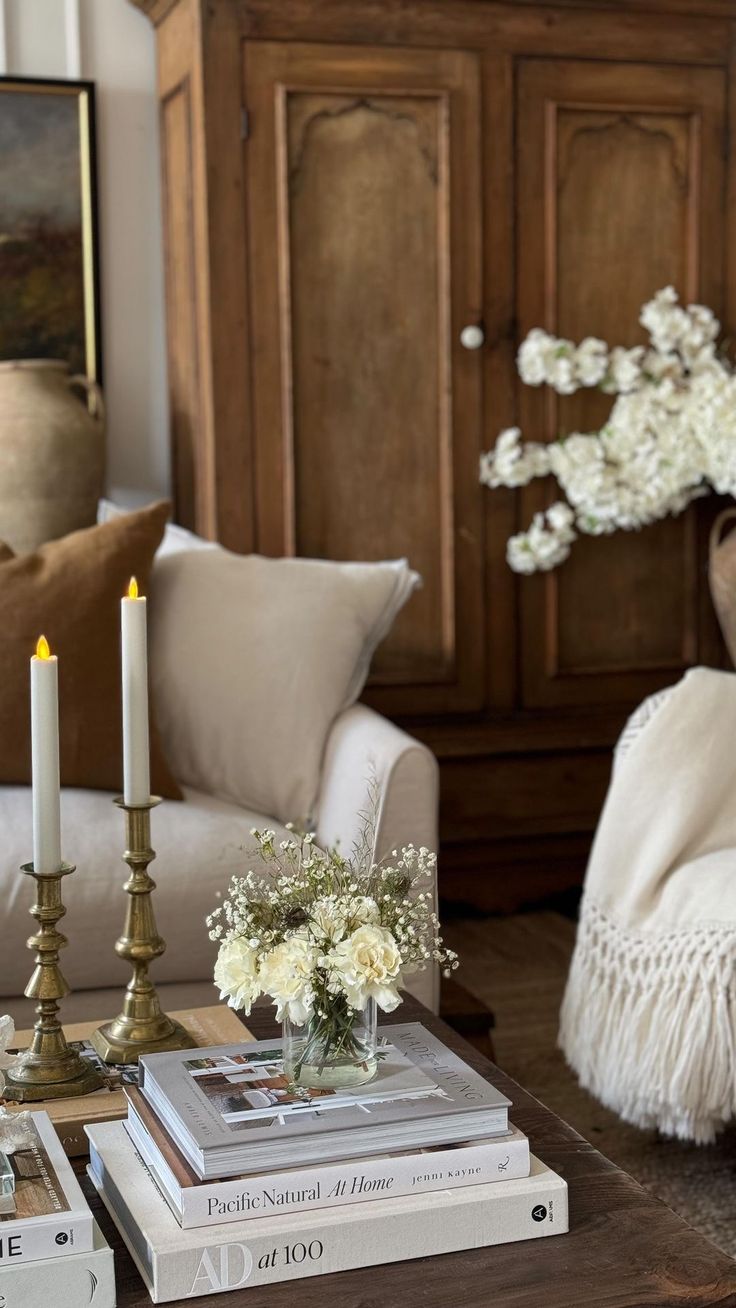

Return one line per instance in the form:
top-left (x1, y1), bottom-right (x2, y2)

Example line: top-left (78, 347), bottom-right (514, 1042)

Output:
top-left (3, 863), bottom-right (106, 1102)
top-left (90, 798), bottom-right (196, 1065)
top-left (90, 1012), bottom-right (194, 1065)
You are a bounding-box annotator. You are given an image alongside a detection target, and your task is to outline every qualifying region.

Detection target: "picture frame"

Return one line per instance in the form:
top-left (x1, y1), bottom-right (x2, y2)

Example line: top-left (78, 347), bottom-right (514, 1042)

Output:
top-left (0, 75), bottom-right (102, 385)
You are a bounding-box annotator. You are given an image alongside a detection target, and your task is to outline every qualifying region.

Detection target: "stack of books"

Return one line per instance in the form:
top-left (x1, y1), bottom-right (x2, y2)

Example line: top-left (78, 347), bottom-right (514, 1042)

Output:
top-left (0, 1109), bottom-right (114, 1308)
top-left (87, 1022), bottom-right (568, 1302)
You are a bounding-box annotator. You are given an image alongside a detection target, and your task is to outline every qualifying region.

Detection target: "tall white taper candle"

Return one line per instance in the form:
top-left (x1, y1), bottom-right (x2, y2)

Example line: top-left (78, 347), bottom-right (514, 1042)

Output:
top-left (121, 577), bottom-right (151, 805)
top-left (31, 635), bottom-right (62, 874)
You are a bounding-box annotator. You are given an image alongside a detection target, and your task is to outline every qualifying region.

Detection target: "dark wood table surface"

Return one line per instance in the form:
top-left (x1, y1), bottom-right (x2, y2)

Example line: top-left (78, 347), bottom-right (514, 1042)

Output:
top-left (83, 997), bottom-right (736, 1308)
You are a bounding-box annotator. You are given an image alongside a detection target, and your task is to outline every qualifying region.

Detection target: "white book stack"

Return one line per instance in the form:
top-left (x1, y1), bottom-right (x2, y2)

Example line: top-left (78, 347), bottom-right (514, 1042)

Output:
top-left (85, 1023), bottom-right (569, 1301)
top-left (0, 1221), bottom-right (115, 1308)
top-left (88, 1119), bottom-right (569, 1303)
top-left (0, 1111), bottom-right (94, 1266)
top-left (0, 1111), bottom-right (115, 1308)
top-left (126, 1085), bottom-right (532, 1227)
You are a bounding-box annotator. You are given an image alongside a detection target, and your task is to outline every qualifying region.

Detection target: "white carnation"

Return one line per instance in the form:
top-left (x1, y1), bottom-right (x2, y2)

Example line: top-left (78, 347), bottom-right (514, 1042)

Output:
top-left (325, 924), bottom-right (403, 1013)
top-left (310, 896), bottom-right (347, 942)
top-left (351, 896), bottom-right (381, 927)
top-left (309, 894), bottom-right (380, 943)
top-left (214, 939), bottom-right (260, 1014)
top-left (260, 935), bottom-right (317, 1025)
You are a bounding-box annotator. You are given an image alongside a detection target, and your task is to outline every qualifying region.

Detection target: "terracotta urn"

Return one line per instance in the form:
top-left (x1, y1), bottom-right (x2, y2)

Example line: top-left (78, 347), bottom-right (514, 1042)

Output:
top-left (0, 359), bottom-right (105, 554)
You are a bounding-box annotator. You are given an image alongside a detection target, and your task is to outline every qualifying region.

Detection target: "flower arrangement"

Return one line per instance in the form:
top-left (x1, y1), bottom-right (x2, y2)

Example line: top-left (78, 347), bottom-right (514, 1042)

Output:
top-left (207, 798), bottom-right (457, 1087)
top-left (479, 287), bottom-right (734, 572)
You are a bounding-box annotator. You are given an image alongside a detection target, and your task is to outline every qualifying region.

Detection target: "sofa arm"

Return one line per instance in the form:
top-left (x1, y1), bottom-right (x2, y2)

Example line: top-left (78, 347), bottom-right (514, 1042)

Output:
top-left (316, 704), bottom-right (440, 1012)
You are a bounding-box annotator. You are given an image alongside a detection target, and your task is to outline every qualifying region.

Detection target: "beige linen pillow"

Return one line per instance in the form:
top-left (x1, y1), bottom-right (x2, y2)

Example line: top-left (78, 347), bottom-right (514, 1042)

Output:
top-left (148, 549), bottom-right (419, 823)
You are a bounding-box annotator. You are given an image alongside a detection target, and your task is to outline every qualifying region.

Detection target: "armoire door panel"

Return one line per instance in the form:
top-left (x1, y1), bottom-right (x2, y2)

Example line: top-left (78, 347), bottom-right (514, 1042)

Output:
top-left (286, 89), bottom-right (452, 686)
top-left (516, 59), bottom-right (726, 709)
top-left (243, 42), bottom-right (485, 713)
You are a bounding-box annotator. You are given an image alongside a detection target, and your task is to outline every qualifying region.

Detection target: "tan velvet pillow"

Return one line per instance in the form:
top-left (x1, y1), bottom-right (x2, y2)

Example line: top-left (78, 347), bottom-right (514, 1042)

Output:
top-left (0, 501), bottom-right (181, 798)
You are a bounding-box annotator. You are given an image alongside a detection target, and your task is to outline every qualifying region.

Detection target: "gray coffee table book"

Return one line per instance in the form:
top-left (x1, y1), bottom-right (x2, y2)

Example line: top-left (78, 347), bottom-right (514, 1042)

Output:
top-left (87, 1119), bottom-right (568, 1302)
top-left (137, 1023), bottom-right (511, 1179)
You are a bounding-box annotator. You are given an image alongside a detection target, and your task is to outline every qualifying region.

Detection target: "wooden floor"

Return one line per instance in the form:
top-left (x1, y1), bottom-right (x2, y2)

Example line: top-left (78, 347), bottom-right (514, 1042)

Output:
top-left (443, 910), bottom-right (736, 1259)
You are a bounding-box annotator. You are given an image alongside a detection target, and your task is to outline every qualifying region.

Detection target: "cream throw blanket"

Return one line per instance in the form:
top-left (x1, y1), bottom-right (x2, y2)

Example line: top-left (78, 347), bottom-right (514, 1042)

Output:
top-left (559, 666), bottom-right (736, 1143)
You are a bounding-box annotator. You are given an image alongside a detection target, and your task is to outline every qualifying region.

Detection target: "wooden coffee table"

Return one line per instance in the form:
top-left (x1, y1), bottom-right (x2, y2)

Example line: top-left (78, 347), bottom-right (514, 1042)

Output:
top-left (83, 996), bottom-right (736, 1307)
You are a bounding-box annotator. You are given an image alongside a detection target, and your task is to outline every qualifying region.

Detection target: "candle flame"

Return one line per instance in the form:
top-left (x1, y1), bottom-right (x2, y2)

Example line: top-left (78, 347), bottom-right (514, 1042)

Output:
top-left (127, 576), bottom-right (139, 600)
top-left (36, 635), bottom-right (51, 660)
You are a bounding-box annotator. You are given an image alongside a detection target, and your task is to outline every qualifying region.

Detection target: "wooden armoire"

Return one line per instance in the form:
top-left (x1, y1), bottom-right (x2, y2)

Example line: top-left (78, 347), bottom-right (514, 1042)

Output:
top-left (131, 0), bottom-right (732, 908)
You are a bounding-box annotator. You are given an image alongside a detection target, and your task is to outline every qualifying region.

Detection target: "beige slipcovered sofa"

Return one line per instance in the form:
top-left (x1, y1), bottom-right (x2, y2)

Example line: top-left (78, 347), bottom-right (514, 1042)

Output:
top-left (0, 509), bottom-right (439, 1026)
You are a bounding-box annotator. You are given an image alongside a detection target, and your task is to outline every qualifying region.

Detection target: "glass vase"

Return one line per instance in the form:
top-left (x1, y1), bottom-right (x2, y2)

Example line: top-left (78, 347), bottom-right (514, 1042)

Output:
top-left (282, 997), bottom-right (378, 1090)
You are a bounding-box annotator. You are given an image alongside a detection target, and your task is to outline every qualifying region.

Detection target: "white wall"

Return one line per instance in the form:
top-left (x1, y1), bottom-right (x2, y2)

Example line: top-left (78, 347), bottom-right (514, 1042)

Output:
top-left (0, 0), bottom-right (170, 499)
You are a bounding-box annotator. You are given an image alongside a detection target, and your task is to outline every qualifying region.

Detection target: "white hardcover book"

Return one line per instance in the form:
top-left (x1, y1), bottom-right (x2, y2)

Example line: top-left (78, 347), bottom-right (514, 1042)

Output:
top-left (0, 1111), bottom-right (94, 1265)
top-left (125, 1094), bottom-right (531, 1227)
top-left (88, 1120), bottom-right (568, 1303)
top-left (0, 1220), bottom-right (115, 1308)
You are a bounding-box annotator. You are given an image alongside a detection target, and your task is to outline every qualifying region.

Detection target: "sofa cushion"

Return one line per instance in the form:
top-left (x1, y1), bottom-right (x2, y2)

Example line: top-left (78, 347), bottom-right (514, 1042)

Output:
top-left (0, 785), bottom-right (295, 999)
top-left (99, 501), bottom-right (419, 823)
top-left (0, 502), bottom-right (181, 798)
top-left (148, 548), bottom-right (418, 825)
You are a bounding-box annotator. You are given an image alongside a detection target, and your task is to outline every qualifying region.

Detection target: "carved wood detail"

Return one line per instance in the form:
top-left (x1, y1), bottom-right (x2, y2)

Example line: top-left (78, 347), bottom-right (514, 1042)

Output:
top-left (286, 90), bottom-right (453, 684)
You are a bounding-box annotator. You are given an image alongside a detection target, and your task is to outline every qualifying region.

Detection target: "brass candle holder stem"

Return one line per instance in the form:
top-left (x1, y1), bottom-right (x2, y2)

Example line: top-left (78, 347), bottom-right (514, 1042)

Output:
top-left (91, 797), bottom-right (195, 1064)
top-left (3, 862), bottom-right (105, 1101)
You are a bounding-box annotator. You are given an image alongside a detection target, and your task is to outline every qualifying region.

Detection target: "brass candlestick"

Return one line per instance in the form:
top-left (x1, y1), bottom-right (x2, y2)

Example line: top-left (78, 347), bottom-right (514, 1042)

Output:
top-left (3, 862), bottom-right (105, 1101)
top-left (91, 797), bottom-right (195, 1064)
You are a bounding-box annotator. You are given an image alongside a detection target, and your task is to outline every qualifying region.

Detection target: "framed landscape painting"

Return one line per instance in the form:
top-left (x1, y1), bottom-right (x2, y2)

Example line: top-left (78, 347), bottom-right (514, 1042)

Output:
top-left (0, 77), bottom-right (101, 383)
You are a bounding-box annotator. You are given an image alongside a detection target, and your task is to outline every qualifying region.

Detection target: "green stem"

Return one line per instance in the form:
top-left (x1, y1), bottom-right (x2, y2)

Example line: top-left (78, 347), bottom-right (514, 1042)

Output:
top-left (291, 994), bottom-right (370, 1081)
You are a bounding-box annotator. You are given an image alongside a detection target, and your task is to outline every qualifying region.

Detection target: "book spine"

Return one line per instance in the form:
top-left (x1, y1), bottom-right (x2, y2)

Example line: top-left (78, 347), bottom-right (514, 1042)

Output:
top-left (0, 1213), bottom-right (94, 1266)
top-left (90, 1157), bottom-right (567, 1303)
top-left (0, 1241), bottom-right (115, 1308)
top-left (177, 1133), bottom-right (531, 1228)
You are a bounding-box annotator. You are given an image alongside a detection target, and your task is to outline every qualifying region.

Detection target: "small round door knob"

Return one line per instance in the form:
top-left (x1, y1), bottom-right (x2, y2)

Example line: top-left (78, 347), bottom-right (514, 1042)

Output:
top-left (460, 324), bottom-right (485, 350)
